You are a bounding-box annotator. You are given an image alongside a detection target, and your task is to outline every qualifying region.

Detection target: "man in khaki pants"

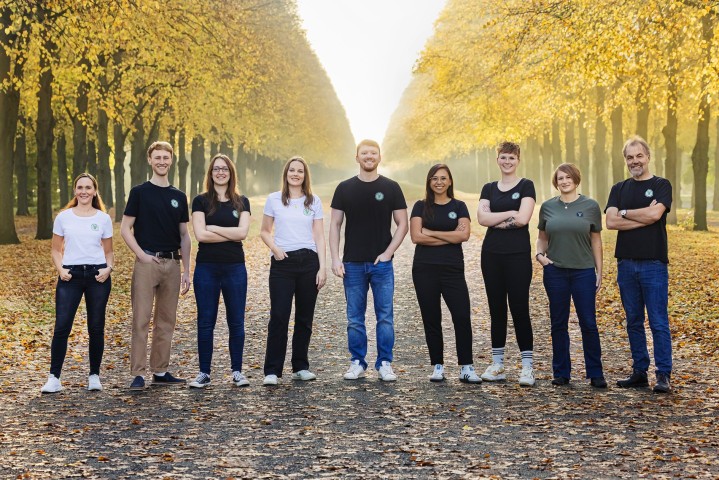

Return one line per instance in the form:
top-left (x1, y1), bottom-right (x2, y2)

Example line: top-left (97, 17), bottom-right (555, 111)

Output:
top-left (121, 141), bottom-right (192, 389)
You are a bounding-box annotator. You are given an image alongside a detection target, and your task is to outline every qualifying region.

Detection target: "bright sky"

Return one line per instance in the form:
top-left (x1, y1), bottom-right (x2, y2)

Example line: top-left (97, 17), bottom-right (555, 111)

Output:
top-left (296, 0), bottom-right (446, 145)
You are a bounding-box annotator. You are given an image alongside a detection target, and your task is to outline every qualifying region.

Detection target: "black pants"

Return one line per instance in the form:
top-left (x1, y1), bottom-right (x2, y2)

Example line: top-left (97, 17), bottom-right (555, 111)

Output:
top-left (264, 249), bottom-right (320, 376)
top-left (51, 264), bottom-right (111, 377)
top-left (412, 263), bottom-right (473, 365)
top-left (480, 251), bottom-right (533, 351)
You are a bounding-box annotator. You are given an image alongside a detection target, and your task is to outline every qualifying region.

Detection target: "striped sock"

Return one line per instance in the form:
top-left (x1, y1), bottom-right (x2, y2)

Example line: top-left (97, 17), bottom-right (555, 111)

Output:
top-left (520, 351), bottom-right (533, 369)
top-left (492, 347), bottom-right (505, 365)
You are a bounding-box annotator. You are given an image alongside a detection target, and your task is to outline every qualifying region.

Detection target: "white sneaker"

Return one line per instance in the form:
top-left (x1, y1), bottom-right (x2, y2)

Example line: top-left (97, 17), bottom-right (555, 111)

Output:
top-left (189, 372), bottom-right (211, 389)
top-left (263, 374), bottom-right (278, 386)
top-left (378, 361), bottom-right (397, 382)
top-left (232, 371), bottom-right (249, 387)
top-left (87, 374), bottom-right (103, 391)
top-left (291, 370), bottom-right (317, 381)
top-left (41, 374), bottom-right (62, 394)
top-left (459, 365), bottom-right (482, 384)
top-left (429, 364), bottom-right (445, 382)
top-left (480, 362), bottom-right (507, 381)
top-left (343, 360), bottom-right (366, 380)
top-left (519, 366), bottom-right (535, 387)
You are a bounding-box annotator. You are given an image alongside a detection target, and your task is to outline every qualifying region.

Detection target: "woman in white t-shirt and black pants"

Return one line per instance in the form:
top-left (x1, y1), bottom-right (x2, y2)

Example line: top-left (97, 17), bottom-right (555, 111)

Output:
top-left (42, 173), bottom-right (114, 393)
top-left (260, 156), bottom-right (326, 385)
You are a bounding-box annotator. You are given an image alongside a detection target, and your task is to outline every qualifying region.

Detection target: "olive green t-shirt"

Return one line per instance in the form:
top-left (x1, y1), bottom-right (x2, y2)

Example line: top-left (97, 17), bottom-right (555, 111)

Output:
top-left (537, 195), bottom-right (602, 269)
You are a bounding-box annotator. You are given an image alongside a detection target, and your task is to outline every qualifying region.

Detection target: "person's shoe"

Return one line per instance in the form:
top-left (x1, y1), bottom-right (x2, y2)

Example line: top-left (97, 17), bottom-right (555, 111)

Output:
top-left (189, 372), bottom-right (211, 389)
top-left (616, 370), bottom-right (649, 388)
top-left (41, 374), bottom-right (63, 394)
top-left (233, 371), bottom-right (250, 387)
top-left (291, 370), bottom-right (317, 381)
top-left (552, 376), bottom-right (570, 386)
top-left (429, 364), bottom-right (445, 382)
top-left (519, 366), bottom-right (535, 387)
top-left (590, 377), bottom-right (608, 389)
top-left (129, 376), bottom-right (145, 390)
top-left (459, 365), bottom-right (482, 384)
top-left (343, 360), bottom-right (366, 380)
top-left (480, 362), bottom-right (507, 382)
top-left (152, 372), bottom-right (186, 385)
top-left (653, 373), bottom-right (671, 393)
top-left (378, 361), bottom-right (397, 382)
top-left (263, 374), bottom-right (278, 386)
top-left (87, 374), bottom-right (103, 391)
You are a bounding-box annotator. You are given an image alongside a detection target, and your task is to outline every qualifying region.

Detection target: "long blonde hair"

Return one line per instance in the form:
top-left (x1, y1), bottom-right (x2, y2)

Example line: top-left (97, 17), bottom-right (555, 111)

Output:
top-left (281, 156), bottom-right (314, 208)
top-left (64, 173), bottom-right (106, 212)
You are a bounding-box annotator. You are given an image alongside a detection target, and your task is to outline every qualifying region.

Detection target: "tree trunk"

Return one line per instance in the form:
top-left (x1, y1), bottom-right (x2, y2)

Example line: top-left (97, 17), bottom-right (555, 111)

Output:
top-left (14, 113), bottom-right (29, 215)
top-left (220, 139), bottom-right (232, 158)
top-left (178, 128), bottom-right (188, 193)
top-left (714, 118), bottom-right (719, 211)
top-left (578, 112), bottom-right (591, 198)
top-left (540, 130), bottom-right (552, 199)
top-left (662, 64), bottom-right (678, 224)
top-left (564, 119), bottom-right (576, 165)
top-left (210, 140), bottom-right (218, 159)
top-left (551, 118), bottom-right (562, 168)
top-left (87, 139), bottom-right (97, 176)
top-left (236, 141), bottom-right (247, 194)
top-left (191, 135), bottom-right (205, 198)
top-left (35, 36), bottom-right (56, 240)
top-left (96, 107), bottom-right (112, 207)
top-left (168, 127), bottom-right (177, 185)
top-left (610, 105), bottom-right (625, 184)
top-left (113, 123), bottom-right (128, 222)
top-left (593, 87), bottom-right (609, 205)
top-left (71, 76), bottom-right (89, 179)
top-left (130, 116), bottom-right (145, 187)
top-left (636, 89), bottom-right (650, 140)
top-left (57, 131), bottom-right (68, 206)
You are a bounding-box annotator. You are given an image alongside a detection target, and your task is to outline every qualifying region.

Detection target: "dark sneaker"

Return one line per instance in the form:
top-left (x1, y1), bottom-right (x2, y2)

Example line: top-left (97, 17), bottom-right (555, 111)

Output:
top-left (130, 376), bottom-right (146, 390)
top-left (616, 370), bottom-right (649, 388)
top-left (551, 377), bottom-right (570, 386)
top-left (590, 377), bottom-right (608, 389)
top-left (152, 372), bottom-right (186, 385)
top-left (653, 373), bottom-right (671, 393)
top-left (189, 372), bottom-right (211, 389)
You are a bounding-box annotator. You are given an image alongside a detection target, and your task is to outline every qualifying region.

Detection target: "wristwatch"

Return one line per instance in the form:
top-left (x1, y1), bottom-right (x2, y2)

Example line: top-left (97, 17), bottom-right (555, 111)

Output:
top-left (620, 209), bottom-right (627, 218)
top-left (108, 265), bottom-right (114, 272)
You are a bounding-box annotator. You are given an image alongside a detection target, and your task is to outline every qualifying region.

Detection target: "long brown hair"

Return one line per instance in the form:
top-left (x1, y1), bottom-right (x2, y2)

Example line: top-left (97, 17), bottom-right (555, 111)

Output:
top-left (423, 164), bottom-right (455, 221)
top-left (281, 156), bottom-right (314, 208)
top-left (202, 154), bottom-right (244, 216)
top-left (63, 173), bottom-right (106, 212)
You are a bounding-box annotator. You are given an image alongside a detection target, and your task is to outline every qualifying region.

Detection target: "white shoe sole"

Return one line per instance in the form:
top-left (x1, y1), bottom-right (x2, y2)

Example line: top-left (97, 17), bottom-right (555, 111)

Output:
top-left (291, 373), bottom-right (317, 381)
top-left (343, 371), bottom-right (366, 380)
top-left (481, 373), bottom-right (507, 381)
top-left (87, 385), bottom-right (103, 391)
top-left (189, 382), bottom-right (210, 389)
top-left (378, 375), bottom-right (397, 382)
top-left (41, 387), bottom-right (63, 394)
top-left (519, 378), bottom-right (535, 387)
top-left (234, 381), bottom-right (250, 387)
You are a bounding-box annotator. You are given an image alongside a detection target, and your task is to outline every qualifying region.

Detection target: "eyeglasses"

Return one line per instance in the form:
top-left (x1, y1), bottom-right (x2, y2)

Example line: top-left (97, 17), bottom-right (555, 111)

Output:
top-left (212, 167), bottom-right (230, 173)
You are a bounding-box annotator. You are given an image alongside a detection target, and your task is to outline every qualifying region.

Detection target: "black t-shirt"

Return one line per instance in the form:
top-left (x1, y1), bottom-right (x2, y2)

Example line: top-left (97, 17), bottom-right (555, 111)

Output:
top-left (411, 199), bottom-right (470, 266)
top-left (480, 178), bottom-right (536, 254)
top-left (192, 194), bottom-right (251, 263)
top-left (124, 181), bottom-right (189, 252)
top-left (331, 175), bottom-right (407, 262)
top-left (605, 176), bottom-right (671, 263)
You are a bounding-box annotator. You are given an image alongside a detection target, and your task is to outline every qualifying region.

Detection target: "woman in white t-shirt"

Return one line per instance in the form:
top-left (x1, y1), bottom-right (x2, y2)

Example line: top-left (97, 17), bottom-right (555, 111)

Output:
top-left (41, 173), bottom-right (114, 394)
top-left (260, 156), bottom-right (326, 385)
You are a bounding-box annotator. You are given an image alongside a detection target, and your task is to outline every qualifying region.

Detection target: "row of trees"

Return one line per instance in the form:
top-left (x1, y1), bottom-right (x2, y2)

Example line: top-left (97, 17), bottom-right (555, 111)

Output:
top-left (384, 0), bottom-right (719, 229)
top-left (0, 0), bottom-right (355, 244)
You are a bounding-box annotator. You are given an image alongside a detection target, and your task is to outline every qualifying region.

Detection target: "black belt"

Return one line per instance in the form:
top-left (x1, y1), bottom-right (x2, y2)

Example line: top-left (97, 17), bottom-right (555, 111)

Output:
top-left (63, 263), bottom-right (107, 270)
top-left (143, 249), bottom-right (181, 260)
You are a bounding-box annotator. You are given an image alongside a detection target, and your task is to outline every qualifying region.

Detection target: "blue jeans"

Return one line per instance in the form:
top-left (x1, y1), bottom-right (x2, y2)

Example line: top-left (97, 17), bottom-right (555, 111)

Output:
top-left (543, 265), bottom-right (603, 379)
top-left (617, 259), bottom-right (672, 375)
top-left (343, 260), bottom-right (395, 370)
top-left (193, 262), bottom-right (247, 374)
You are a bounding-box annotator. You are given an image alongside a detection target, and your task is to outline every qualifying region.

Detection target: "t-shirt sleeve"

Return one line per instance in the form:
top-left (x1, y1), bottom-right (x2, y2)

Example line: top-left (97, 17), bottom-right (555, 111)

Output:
top-left (392, 181), bottom-right (407, 210)
top-left (102, 214), bottom-right (113, 239)
top-left (537, 203), bottom-right (547, 231)
top-left (124, 187), bottom-right (139, 217)
top-left (521, 179), bottom-right (536, 200)
top-left (313, 196), bottom-right (324, 219)
top-left (242, 196), bottom-right (251, 215)
top-left (655, 178), bottom-right (672, 212)
top-left (52, 213), bottom-right (64, 236)
top-left (480, 182), bottom-right (492, 201)
top-left (330, 183), bottom-right (344, 211)
top-left (589, 201), bottom-right (602, 232)
top-left (605, 183), bottom-right (619, 212)
top-left (263, 196), bottom-right (274, 217)
top-left (410, 200), bottom-right (424, 218)
top-left (191, 195), bottom-right (205, 214)
top-left (457, 200), bottom-right (470, 220)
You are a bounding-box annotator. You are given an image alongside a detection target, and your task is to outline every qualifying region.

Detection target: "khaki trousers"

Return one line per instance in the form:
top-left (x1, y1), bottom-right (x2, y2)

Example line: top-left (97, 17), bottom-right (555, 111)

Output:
top-left (130, 258), bottom-right (181, 376)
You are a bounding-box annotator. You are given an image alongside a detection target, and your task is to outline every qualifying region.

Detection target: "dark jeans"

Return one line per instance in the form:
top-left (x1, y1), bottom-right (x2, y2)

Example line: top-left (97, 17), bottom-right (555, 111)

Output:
top-left (264, 249), bottom-right (320, 376)
top-left (480, 251), bottom-right (534, 351)
top-left (51, 264), bottom-right (111, 377)
top-left (412, 263), bottom-right (473, 365)
top-left (543, 265), bottom-right (603, 379)
top-left (193, 262), bottom-right (247, 374)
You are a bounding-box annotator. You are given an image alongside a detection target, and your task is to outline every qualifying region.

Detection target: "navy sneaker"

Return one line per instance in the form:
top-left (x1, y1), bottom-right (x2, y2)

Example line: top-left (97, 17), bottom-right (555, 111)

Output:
top-left (616, 370), bottom-right (648, 388)
top-left (130, 376), bottom-right (145, 390)
top-left (189, 372), bottom-right (211, 389)
top-left (152, 372), bottom-right (186, 385)
top-left (590, 377), bottom-right (608, 389)
top-left (551, 377), bottom-right (570, 386)
top-left (653, 373), bottom-right (671, 393)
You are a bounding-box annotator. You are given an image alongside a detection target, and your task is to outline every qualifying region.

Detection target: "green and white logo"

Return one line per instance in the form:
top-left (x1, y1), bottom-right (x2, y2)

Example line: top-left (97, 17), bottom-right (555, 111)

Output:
top-left (232, 210), bottom-right (239, 218)
top-left (90, 223), bottom-right (99, 231)
top-left (171, 199), bottom-right (179, 208)
top-left (448, 211), bottom-right (457, 219)
top-left (511, 192), bottom-right (520, 200)
top-left (375, 192), bottom-right (384, 201)
top-left (645, 189), bottom-right (654, 198)
top-left (303, 208), bottom-right (313, 216)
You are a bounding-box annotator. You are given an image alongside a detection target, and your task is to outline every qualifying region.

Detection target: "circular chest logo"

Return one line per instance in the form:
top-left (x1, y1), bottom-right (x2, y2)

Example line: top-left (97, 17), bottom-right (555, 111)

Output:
top-left (448, 211), bottom-right (457, 219)
top-left (511, 192), bottom-right (520, 200)
top-left (576, 211), bottom-right (584, 217)
top-left (645, 189), bottom-right (654, 198)
top-left (303, 208), bottom-right (313, 216)
top-left (90, 223), bottom-right (99, 231)
top-left (170, 199), bottom-right (179, 208)
top-left (232, 210), bottom-right (239, 218)
top-left (375, 192), bottom-right (384, 201)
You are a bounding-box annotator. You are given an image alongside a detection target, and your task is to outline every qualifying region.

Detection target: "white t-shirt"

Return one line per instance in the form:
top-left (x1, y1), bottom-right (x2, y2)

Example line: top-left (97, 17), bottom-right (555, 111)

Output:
top-left (53, 208), bottom-right (113, 265)
top-left (263, 192), bottom-right (323, 253)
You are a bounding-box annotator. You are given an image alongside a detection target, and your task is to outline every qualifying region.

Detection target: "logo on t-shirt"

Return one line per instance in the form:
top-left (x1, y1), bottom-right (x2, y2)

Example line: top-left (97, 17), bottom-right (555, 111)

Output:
top-left (171, 199), bottom-right (179, 208)
top-left (645, 189), bottom-right (654, 198)
top-left (511, 192), bottom-right (520, 200)
top-left (576, 212), bottom-right (584, 217)
top-left (232, 210), bottom-right (239, 218)
top-left (375, 192), bottom-right (384, 201)
top-left (303, 207), bottom-right (313, 216)
top-left (90, 223), bottom-right (99, 231)
top-left (448, 211), bottom-right (457, 219)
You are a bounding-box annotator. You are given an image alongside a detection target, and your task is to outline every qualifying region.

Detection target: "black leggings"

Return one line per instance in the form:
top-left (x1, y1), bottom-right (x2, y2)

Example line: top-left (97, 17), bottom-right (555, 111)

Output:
top-left (480, 251), bottom-right (533, 351)
top-left (412, 263), bottom-right (473, 365)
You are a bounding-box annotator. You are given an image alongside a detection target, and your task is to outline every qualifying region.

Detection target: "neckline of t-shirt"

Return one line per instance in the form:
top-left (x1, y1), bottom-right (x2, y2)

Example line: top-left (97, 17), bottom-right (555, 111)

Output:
top-left (354, 174), bottom-right (383, 183)
top-left (433, 198), bottom-right (454, 206)
top-left (629, 175), bottom-right (656, 183)
top-left (496, 178), bottom-right (523, 192)
top-left (288, 195), bottom-right (307, 202)
top-left (69, 208), bottom-right (100, 219)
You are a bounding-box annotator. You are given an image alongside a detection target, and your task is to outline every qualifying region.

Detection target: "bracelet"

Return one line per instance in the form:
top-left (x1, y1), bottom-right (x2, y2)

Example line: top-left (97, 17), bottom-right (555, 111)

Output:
top-left (108, 265), bottom-right (114, 272)
top-left (535, 252), bottom-right (546, 261)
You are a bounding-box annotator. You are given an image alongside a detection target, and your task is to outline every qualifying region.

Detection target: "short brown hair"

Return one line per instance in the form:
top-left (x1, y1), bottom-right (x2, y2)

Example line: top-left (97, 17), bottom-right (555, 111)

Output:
top-left (147, 141), bottom-right (174, 158)
top-left (622, 136), bottom-right (651, 158)
top-left (356, 139), bottom-right (380, 156)
top-left (552, 163), bottom-right (582, 189)
top-left (496, 141), bottom-right (520, 157)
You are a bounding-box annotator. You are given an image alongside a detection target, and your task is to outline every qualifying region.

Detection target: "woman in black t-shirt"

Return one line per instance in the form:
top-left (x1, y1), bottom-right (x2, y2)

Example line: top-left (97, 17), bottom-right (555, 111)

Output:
top-left (410, 164), bottom-right (479, 384)
top-left (189, 154), bottom-right (251, 389)
top-left (477, 142), bottom-right (536, 387)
